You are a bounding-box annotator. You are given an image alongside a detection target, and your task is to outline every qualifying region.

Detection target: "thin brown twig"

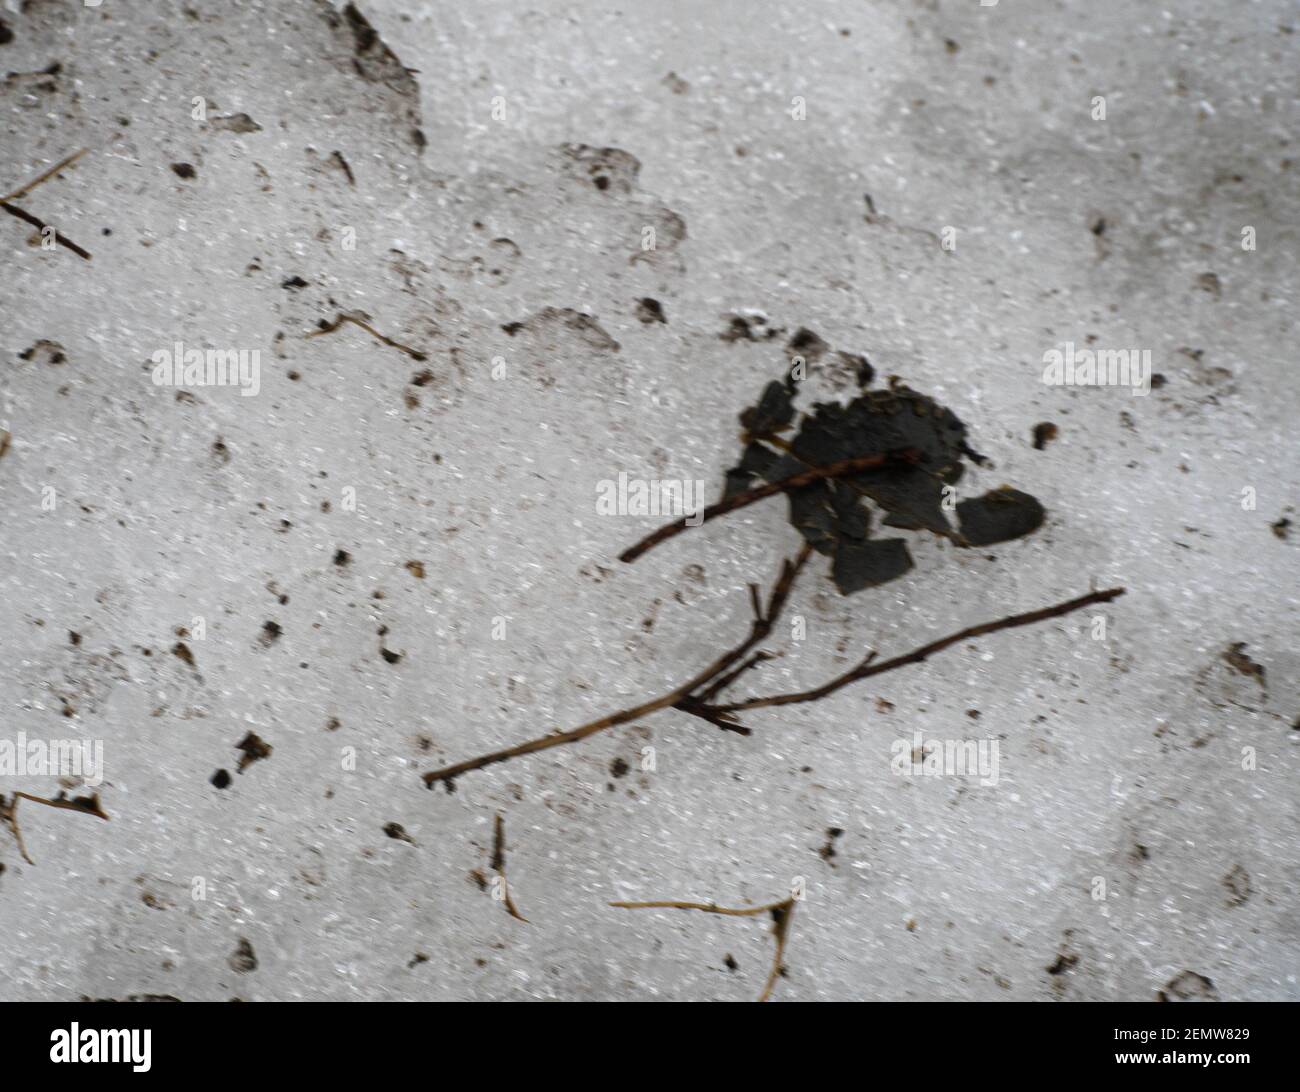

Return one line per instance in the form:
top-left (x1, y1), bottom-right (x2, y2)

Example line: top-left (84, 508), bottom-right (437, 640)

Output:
top-left (1, 202), bottom-right (93, 260)
top-left (421, 545), bottom-right (815, 789)
top-left (491, 813), bottom-right (528, 922)
top-left (695, 651), bottom-right (775, 705)
top-left (618, 449), bottom-right (921, 563)
top-left (1, 149), bottom-right (93, 260)
top-left (610, 895), bottom-right (798, 1002)
top-left (0, 148), bottom-right (88, 203)
top-left (423, 557), bottom-right (1124, 787)
top-left (709, 586), bottom-right (1126, 715)
top-left (0, 790), bottom-right (109, 865)
top-left (305, 313), bottom-right (428, 361)
top-left (758, 431), bottom-right (969, 547)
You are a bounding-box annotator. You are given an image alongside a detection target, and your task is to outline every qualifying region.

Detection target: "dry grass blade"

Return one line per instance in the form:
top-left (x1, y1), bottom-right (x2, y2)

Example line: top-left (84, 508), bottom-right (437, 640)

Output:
top-left (0, 790), bottom-right (109, 865)
top-left (305, 313), bottom-right (428, 360)
top-left (491, 813), bottom-right (528, 923)
top-left (0, 148), bottom-right (88, 203)
top-left (610, 895), bottom-right (798, 1002)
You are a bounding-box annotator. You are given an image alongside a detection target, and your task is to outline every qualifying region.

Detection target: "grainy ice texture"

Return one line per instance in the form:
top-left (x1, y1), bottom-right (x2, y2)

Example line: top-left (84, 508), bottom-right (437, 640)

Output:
top-left (0, 0), bottom-right (1296, 1001)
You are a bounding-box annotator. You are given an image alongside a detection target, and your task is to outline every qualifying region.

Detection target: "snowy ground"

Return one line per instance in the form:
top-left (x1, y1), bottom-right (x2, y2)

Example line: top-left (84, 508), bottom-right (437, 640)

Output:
top-left (0, 0), bottom-right (1296, 1001)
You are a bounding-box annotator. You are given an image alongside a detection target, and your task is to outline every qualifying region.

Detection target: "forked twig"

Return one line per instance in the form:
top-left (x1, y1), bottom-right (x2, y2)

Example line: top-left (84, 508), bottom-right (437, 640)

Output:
top-left (421, 556), bottom-right (1123, 789)
top-left (619, 449), bottom-right (921, 563)
top-left (421, 545), bottom-right (815, 790)
top-left (707, 586), bottom-right (1125, 715)
top-left (610, 895), bottom-right (798, 1002)
top-left (306, 313), bottom-right (428, 361)
top-left (0, 790), bottom-right (109, 865)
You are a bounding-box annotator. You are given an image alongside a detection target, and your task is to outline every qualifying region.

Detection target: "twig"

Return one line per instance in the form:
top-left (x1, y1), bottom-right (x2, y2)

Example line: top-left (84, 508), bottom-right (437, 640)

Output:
top-left (305, 313), bottom-right (427, 361)
top-left (610, 895), bottom-right (798, 1002)
top-left (708, 586), bottom-right (1126, 715)
top-left (0, 203), bottom-right (93, 260)
top-left (0, 790), bottom-right (109, 865)
top-left (421, 545), bottom-right (815, 789)
top-left (694, 651), bottom-right (775, 704)
top-left (423, 560), bottom-right (1123, 787)
top-left (618, 449), bottom-right (921, 563)
top-left (0, 149), bottom-right (88, 203)
top-left (491, 813), bottom-right (528, 922)
top-left (758, 430), bottom-right (968, 547)
top-left (1, 149), bottom-right (93, 260)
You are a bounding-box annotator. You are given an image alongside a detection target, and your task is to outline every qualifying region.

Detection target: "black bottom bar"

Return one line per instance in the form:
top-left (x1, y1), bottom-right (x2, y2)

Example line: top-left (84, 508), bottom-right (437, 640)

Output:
top-left (1, 1000), bottom-right (1290, 1077)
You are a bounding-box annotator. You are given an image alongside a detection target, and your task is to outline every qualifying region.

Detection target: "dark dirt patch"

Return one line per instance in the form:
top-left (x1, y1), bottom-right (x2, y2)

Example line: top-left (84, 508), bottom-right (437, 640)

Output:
top-left (1223, 864), bottom-right (1250, 907)
top-left (1158, 970), bottom-right (1217, 1002)
top-left (1222, 643), bottom-right (1265, 687)
top-left (1032, 422), bottom-right (1058, 450)
top-left (500, 307), bottom-right (620, 353)
top-left (228, 937), bottom-right (258, 974)
top-left (635, 297), bottom-right (666, 324)
top-left (19, 339), bottom-right (66, 365)
top-left (956, 488), bottom-right (1046, 547)
top-left (235, 731), bottom-right (272, 772)
top-left (818, 826), bottom-right (844, 864)
top-left (211, 113), bottom-right (261, 133)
